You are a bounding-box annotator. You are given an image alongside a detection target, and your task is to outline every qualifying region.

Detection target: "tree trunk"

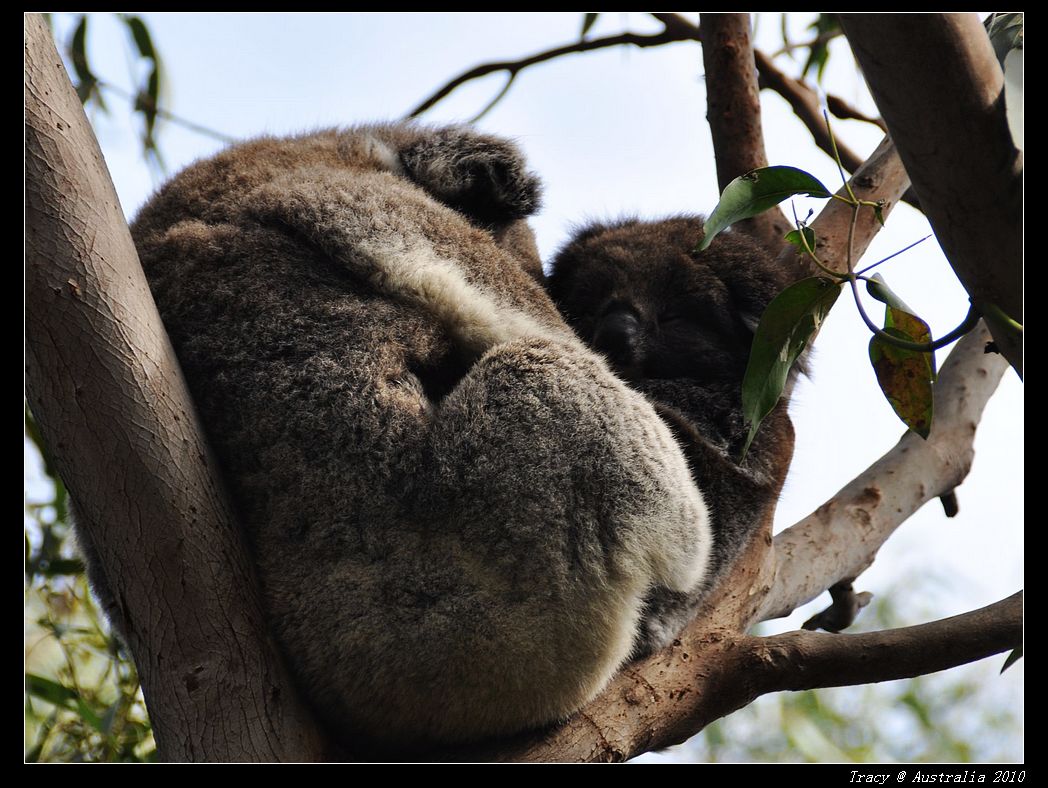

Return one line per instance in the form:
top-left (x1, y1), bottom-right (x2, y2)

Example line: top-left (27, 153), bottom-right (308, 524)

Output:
top-left (24, 13), bottom-right (327, 762)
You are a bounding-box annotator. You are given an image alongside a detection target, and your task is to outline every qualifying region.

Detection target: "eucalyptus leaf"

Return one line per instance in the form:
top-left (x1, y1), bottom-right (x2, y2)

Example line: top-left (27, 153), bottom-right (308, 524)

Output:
top-left (873, 202), bottom-right (885, 227)
top-left (785, 227), bottom-right (817, 255)
top-left (69, 16), bottom-right (106, 111)
top-left (866, 273), bottom-right (915, 315)
top-left (869, 327), bottom-right (934, 439)
top-left (76, 698), bottom-right (106, 733)
top-left (26, 674), bottom-right (79, 709)
top-left (40, 558), bottom-right (85, 577)
top-left (741, 276), bottom-right (841, 457)
top-left (123, 15), bottom-right (158, 61)
top-left (699, 166), bottom-right (832, 251)
top-left (984, 12), bottom-right (1023, 66)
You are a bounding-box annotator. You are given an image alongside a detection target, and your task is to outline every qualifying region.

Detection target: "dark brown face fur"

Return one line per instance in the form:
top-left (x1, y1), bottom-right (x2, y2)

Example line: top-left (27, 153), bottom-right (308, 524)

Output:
top-left (547, 217), bottom-right (792, 444)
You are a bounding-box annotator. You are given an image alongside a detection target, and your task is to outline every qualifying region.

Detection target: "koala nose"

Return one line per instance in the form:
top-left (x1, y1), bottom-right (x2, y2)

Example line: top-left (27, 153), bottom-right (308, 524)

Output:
top-left (593, 309), bottom-right (643, 373)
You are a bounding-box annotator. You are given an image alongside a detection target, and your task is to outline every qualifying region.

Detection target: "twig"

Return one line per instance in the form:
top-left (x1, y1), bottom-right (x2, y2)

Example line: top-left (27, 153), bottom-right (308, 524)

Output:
top-left (407, 27), bottom-right (698, 119)
top-left (769, 28), bottom-right (844, 58)
top-left (97, 79), bottom-right (237, 144)
top-left (756, 592), bottom-right (1022, 692)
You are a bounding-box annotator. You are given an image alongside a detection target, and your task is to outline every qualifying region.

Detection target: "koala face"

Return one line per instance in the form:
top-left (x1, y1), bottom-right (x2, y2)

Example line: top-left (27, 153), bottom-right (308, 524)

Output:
top-left (548, 218), bottom-right (791, 442)
top-left (548, 218), bottom-right (786, 382)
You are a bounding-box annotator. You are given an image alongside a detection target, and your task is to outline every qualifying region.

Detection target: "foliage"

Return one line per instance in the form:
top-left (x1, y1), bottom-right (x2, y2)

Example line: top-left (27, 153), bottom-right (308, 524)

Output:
top-left (700, 160), bottom-right (979, 450)
top-left (64, 13), bottom-right (166, 170)
top-left (24, 413), bottom-right (155, 763)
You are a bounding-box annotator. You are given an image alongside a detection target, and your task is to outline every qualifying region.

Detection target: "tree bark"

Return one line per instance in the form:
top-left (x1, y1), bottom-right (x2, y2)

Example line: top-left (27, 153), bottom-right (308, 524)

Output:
top-left (699, 13), bottom-right (791, 254)
top-left (840, 13), bottom-right (1023, 377)
top-left (24, 14), bottom-right (327, 762)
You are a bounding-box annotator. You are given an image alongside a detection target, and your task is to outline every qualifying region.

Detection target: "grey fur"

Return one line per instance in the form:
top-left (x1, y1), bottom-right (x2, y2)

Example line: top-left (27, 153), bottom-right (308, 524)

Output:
top-left (546, 217), bottom-right (798, 654)
top-left (98, 125), bottom-right (715, 746)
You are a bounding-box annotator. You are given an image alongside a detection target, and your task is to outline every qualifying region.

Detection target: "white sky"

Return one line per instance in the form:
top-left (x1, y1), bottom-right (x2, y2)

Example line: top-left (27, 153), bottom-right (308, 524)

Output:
top-left (34, 12), bottom-right (1023, 760)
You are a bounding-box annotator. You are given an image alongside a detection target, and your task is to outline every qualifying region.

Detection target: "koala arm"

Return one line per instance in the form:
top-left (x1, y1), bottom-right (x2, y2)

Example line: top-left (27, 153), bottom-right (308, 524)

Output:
top-left (632, 394), bottom-right (793, 655)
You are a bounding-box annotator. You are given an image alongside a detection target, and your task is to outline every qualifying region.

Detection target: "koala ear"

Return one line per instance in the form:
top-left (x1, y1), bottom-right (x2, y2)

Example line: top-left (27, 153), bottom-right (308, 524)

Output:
top-left (399, 127), bottom-right (542, 224)
top-left (566, 218), bottom-right (642, 247)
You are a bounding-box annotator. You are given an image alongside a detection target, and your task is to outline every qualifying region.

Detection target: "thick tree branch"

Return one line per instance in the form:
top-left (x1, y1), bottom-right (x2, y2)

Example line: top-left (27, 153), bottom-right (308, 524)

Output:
top-left (465, 577), bottom-right (1020, 762)
top-left (840, 14), bottom-right (1023, 377)
top-left (754, 592), bottom-right (1022, 692)
top-left (700, 13), bottom-right (791, 253)
top-left (24, 15), bottom-right (326, 762)
top-left (758, 322), bottom-right (1010, 622)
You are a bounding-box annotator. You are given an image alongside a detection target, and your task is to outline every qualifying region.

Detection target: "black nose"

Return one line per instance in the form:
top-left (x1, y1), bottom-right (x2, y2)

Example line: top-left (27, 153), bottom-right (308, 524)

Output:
top-left (593, 309), bottom-right (642, 371)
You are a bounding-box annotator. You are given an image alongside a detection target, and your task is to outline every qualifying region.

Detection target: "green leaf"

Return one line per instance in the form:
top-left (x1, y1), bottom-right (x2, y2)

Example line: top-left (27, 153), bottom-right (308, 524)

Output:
top-left (26, 674), bottom-right (79, 709)
top-left (699, 166), bottom-right (832, 251)
top-left (76, 698), bottom-right (106, 733)
top-left (872, 202), bottom-right (885, 227)
top-left (866, 275), bottom-right (936, 377)
top-left (39, 558), bottom-right (86, 577)
top-left (785, 227), bottom-right (817, 255)
top-left (869, 327), bottom-right (934, 439)
top-left (865, 273), bottom-right (915, 315)
top-left (122, 15), bottom-right (158, 61)
top-left (741, 277), bottom-right (841, 457)
top-left (1001, 646), bottom-right (1023, 674)
top-left (802, 14), bottom-right (841, 83)
top-left (69, 16), bottom-right (102, 108)
top-left (581, 13), bottom-right (599, 38)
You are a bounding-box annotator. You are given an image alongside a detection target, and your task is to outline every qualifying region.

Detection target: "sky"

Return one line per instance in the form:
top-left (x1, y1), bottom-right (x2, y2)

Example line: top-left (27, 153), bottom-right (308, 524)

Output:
top-left (31, 12), bottom-right (1023, 760)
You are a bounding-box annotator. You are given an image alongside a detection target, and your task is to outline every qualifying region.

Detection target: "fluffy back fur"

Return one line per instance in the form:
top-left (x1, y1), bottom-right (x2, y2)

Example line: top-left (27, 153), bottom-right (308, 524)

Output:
top-left (116, 126), bottom-right (712, 746)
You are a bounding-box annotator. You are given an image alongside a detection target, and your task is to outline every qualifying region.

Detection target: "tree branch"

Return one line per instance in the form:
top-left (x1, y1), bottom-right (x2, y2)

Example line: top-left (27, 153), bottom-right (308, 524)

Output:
top-left (407, 26), bottom-right (698, 118)
top-left (840, 13), bottom-right (1023, 377)
top-left (758, 322), bottom-right (1010, 622)
top-left (24, 14), bottom-right (326, 762)
top-left (654, 13), bottom-right (919, 214)
top-left (753, 592), bottom-right (1022, 692)
top-left (751, 47), bottom-right (927, 211)
top-left (700, 13), bottom-right (791, 253)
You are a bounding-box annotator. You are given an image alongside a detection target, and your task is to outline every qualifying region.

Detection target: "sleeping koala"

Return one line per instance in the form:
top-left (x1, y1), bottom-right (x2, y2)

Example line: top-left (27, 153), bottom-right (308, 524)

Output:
top-left (546, 217), bottom-right (799, 650)
top-left (82, 125), bottom-right (716, 747)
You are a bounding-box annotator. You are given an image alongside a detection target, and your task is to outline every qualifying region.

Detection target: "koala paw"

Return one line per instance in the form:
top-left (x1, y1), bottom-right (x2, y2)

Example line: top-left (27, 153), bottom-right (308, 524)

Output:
top-left (399, 127), bottom-right (541, 225)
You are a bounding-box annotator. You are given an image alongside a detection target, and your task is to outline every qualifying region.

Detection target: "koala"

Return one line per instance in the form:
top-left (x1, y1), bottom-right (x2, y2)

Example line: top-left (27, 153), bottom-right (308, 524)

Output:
top-left (84, 124), bottom-right (717, 748)
top-left (546, 217), bottom-right (799, 650)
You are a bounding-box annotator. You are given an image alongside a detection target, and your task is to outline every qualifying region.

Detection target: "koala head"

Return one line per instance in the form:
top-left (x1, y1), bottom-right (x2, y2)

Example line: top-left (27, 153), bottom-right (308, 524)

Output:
top-left (547, 216), bottom-right (797, 453)
top-left (548, 217), bottom-right (789, 379)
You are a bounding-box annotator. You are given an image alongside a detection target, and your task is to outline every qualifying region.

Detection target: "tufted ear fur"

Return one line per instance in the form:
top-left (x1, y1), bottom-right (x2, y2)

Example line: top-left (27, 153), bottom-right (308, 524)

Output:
top-left (397, 126), bottom-right (542, 225)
